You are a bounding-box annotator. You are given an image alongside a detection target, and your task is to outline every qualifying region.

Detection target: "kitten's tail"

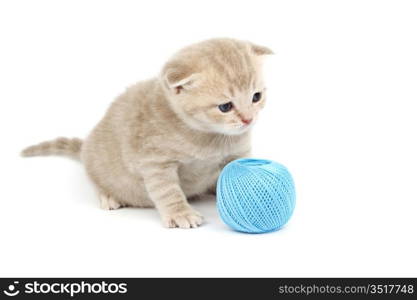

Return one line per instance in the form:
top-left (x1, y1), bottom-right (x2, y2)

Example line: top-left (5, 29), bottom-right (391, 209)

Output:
top-left (21, 137), bottom-right (83, 160)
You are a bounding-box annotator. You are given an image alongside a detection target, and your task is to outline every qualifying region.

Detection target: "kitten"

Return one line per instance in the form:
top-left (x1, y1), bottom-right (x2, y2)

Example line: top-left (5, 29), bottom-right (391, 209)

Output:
top-left (21, 38), bottom-right (273, 228)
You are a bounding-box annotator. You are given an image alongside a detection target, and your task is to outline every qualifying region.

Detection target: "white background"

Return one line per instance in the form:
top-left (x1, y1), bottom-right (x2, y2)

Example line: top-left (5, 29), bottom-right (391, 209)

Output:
top-left (1, 0), bottom-right (416, 277)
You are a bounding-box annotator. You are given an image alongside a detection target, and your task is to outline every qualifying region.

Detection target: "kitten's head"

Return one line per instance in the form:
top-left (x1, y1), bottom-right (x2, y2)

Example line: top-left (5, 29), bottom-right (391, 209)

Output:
top-left (160, 38), bottom-right (273, 135)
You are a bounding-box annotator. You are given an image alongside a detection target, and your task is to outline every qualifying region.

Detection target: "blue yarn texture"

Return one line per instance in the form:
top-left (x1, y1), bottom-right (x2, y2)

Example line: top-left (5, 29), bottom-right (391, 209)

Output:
top-left (216, 158), bottom-right (296, 233)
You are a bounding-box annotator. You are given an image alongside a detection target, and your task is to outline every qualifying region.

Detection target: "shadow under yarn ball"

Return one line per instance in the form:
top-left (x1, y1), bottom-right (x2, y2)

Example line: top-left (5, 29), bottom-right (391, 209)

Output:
top-left (216, 158), bottom-right (296, 233)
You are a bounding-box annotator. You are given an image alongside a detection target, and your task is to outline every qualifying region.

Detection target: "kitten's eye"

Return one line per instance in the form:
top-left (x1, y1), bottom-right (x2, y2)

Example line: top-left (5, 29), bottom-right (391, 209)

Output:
top-left (252, 92), bottom-right (262, 103)
top-left (218, 102), bottom-right (233, 113)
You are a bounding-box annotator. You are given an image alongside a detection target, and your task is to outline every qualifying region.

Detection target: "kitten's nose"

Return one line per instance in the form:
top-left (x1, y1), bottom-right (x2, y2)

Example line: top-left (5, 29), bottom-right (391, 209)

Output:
top-left (241, 118), bottom-right (253, 125)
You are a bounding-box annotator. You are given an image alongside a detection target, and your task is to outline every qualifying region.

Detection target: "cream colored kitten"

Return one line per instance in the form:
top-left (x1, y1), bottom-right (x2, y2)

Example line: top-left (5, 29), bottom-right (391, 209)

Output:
top-left (22, 38), bottom-right (273, 228)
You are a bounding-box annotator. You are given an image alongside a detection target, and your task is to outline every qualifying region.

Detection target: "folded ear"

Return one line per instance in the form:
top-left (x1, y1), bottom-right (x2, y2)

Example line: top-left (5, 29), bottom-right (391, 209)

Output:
top-left (250, 43), bottom-right (274, 56)
top-left (162, 62), bottom-right (199, 93)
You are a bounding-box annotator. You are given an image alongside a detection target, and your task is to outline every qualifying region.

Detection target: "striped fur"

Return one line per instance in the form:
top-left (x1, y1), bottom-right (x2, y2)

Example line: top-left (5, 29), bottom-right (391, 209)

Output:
top-left (21, 137), bottom-right (83, 159)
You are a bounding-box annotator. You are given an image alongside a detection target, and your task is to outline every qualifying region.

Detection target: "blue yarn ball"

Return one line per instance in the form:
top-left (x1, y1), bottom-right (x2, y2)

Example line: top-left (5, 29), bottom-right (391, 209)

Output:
top-left (216, 158), bottom-right (296, 233)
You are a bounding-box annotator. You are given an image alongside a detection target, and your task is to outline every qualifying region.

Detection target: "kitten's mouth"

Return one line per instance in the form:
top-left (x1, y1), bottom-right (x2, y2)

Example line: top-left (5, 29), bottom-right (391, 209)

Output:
top-left (231, 121), bottom-right (254, 133)
top-left (211, 120), bottom-right (255, 135)
top-left (241, 120), bottom-right (255, 129)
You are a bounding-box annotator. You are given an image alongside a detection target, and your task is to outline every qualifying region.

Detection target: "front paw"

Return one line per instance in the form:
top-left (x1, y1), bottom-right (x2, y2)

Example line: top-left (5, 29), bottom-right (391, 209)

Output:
top-left (161, 205), bottom-right (203, 229)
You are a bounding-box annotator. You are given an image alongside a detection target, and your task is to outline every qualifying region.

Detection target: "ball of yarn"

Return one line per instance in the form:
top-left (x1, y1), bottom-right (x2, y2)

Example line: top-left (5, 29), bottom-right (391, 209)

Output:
top-left (216, 158), bottom-right (296, 233)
